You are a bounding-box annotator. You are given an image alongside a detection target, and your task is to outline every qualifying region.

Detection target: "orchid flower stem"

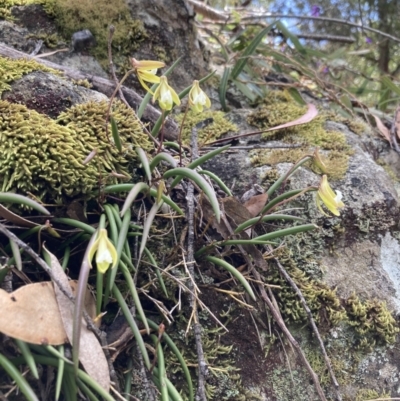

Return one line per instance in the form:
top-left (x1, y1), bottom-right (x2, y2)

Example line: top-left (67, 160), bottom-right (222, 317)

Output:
top-left (178, 103), bottom-right (190, 166)
top-left (105, 69), bottom-right (134, 139)
top-left (262, 187), bottom-right (317, 214)
top-left (96, 269), bottom-right (104, 316)
top-left (157, 110), bottom-right (166, 154)
top-left (72, 231), bottom-right (98, 375)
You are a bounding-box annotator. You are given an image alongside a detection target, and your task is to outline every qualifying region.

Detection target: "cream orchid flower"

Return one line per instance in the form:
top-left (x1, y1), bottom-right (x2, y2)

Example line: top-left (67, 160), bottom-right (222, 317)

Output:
top-left (188, 80), bottom-right (211, 113)
top-left (88, 228), bottom-right (118, 274)
top-left (152, 76), bottom-right (180, 111)
top-left (316, 175), bottom-right (345, 216)
top-left (131, 58), bottom-right (166, 93)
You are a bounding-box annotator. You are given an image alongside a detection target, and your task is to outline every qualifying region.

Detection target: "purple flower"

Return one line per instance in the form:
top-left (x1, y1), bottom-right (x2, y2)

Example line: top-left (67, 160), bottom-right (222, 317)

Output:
top-left (311, 5), bottom-right (321, 17)
top-left (365, 37), bottom-right (372, 44)
top-left (322, 66), bottom-right (329, 74)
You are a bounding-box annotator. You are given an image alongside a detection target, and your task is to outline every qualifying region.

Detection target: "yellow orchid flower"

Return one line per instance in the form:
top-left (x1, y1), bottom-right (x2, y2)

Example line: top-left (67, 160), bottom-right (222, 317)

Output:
top-left (152, 76), bottom-right (181, 111)
top-left (88, 228), bottom-right (118, 274)
top-left (316, 175), bottom-right (344, 216)
top-left (131, 58), bottom-right (165, 93)
top-left (188, 80), bottom-right (211, 113)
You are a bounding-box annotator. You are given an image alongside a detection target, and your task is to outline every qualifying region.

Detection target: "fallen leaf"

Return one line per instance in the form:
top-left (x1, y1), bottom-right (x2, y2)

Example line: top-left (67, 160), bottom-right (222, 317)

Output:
top-left (262, 103), bottom-right (318, 132)
top-left (0, 282), bottom-right (68, 345)
top-left (0, 204), bottom-right (39, 228)
top-left (202, 197), bottom-right (268, 271)
top-left (243, 193), bottom-right (268, 217)
top-left (205, 104), bottom-right (318, 145)
top-left (48, 250), bottom-right (110, 392)
top-left (372, 114), bottom-right (391, 144)
top-left (0, 281), bottom-right (97, 345)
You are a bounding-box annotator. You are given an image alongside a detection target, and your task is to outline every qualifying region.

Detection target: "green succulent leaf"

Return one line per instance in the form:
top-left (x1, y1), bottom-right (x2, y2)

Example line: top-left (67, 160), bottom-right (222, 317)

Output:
top-left (206, 256), bottom-right (256, 301)
top-left (164, 167), bottom-right (221, 223)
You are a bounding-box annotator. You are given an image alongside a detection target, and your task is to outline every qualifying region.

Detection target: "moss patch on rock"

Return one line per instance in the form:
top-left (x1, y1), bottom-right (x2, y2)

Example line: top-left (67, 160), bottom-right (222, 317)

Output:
top-left (263, 228), bottom-right (398, 346)
top-left (0, 56), bottom-right (61, 95)
top-left (174, 109), bottom-right (238, 145)
top-left (0, 99), bottom-right (151, 201)
top-left (46, 0), bottom-right (147, 69)
top-left (247, 90), bottom-right (353, 180)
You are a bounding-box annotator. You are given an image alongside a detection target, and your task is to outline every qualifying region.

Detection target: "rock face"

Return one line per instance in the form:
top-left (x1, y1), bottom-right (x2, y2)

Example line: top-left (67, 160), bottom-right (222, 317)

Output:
top-left (2, 1), bottom-right (400, 401)
top-left (126, 0), bottom-right (208, 88)
top-left (202, 106), bottom-right (400, 399)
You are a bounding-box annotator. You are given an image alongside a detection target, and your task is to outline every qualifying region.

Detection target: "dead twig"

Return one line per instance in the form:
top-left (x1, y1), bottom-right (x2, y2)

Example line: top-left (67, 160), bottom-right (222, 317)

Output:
top-left (187, 123), bottom-right (208, 401)
top-left (272, 255), bottom-right (342, 401)
top-left (252, 266), bottom-right (328, 401)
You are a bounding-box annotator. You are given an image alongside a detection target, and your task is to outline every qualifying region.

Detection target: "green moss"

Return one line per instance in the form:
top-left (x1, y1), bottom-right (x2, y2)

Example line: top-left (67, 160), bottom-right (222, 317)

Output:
top-left (0, 0), bottom-right (52, 20)
top-left (355, 389), bottom-right (391, 401)
top-left (49, 0), bottom-right (147, 69)
top-left (377, 158), bottom-right (399, 182)
top-left (174, 109), bottom-right (238, 145)
top-left (345, 293), bottom-right (399, 345)
top-left (262, 228), bottom-right (398, 345)
top-left (26, 32), bottom-right (60, 48)
top-left (0, 0), bottom-right (25, 20)
top-left (0, 99), bottom-right (151, 201)
top-left (267, 251), bottom-right (346, 325)
top-left (247, 90), bottom-right (353, 180)
top-left (0, 56), bottom-right (61, 95)
top-left (159, 308), bottom-right (245, 401)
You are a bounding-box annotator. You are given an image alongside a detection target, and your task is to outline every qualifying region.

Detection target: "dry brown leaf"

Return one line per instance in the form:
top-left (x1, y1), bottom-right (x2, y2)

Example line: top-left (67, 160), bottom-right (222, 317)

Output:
top-left (0, 204), bottom-right (39, 228)
top-left (243, 193), bottom-right (269, 217)
top-left (0, 281), bottom-right (97, 345)
top-left (263, 103), bottom-right (318, 132)
top-left (202, 197), bottom-right (268, 271)
top-left (372, 114), bottom-right (391, 143)
top-left (48, 250), bottom-right (110, 392)
top-left (0, 282), bottom-right (68, 345)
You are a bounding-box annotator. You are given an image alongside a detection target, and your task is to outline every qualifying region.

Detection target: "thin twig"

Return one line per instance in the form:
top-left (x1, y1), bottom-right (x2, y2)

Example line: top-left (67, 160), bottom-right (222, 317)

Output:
top-left (272, 256), bottom-right (342, 401)
top-left (107, 25), bottom-right (130, 109)
top-left (212, 12), bottom-right (400, 44)
top-left (252, 266), bottom-right (328, 401)
top-left (187, 124), bottom-right (208, 401)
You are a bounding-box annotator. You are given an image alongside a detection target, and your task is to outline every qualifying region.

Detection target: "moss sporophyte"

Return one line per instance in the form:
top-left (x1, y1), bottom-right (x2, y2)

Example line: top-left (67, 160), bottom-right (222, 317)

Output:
top-left (88, 229), bottom-right (117, 274)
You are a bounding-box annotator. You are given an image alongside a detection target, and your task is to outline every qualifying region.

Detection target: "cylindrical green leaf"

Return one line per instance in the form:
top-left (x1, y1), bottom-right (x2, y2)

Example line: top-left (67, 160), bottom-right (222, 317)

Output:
top-left (0, 353), bottom-right (39, 401)
top-left (206, 256), bottom-right (256, 301)
top-left (164, 168), bottom-right (220, 223)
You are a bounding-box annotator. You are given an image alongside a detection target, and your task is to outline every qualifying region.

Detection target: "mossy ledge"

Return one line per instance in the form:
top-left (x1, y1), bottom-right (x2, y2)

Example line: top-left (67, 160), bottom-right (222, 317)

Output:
top-left (0, 99), bottom-right (151, 202)
top-left (45, 0), bottom-right (147, 70)
top-left (0, 55), bottom-right (61, 95)
top-left (174, 109), bottom-right (238, 145)
top-left (247, 90), bottom-right (353, 180)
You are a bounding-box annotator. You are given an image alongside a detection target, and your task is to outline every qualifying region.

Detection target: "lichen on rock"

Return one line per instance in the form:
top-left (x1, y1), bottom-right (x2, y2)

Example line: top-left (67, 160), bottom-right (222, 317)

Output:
top-left (0, 99), bottom-right (151, 201)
